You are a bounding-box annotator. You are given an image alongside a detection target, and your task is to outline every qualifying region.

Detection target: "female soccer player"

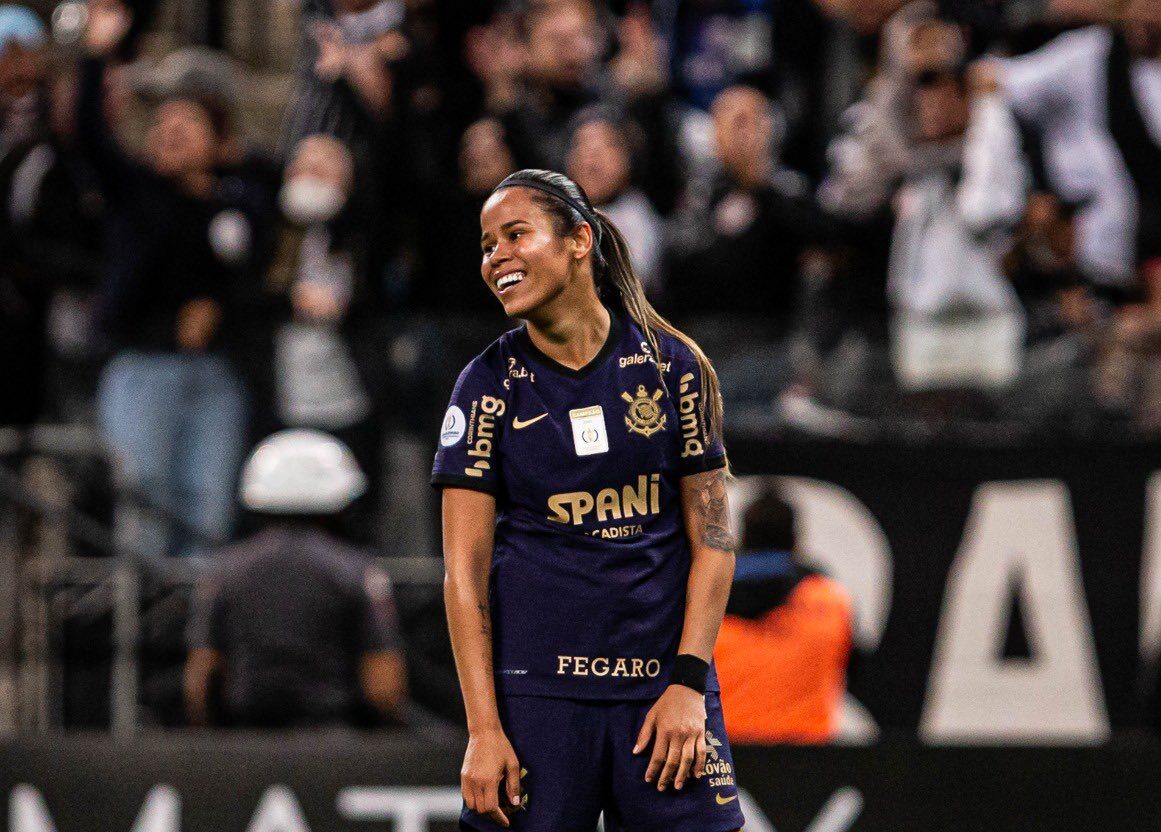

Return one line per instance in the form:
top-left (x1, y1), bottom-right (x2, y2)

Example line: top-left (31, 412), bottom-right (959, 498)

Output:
top-left (433, 169), bottom-right (744, 832)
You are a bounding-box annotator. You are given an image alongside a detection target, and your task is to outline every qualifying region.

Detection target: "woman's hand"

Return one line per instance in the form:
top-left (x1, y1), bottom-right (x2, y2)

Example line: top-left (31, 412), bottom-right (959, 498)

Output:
top-left (461, 726), bottom-right (523, 828)
top-left (84, 0), bottom-right (132, 57)
top-left (464, 15), bottom-right (525, 113)
top-left (312, 22), bottom-right (350, 82)
top-left (292, 281), bottom-right (344, 323)
top-left (634, 685), bottom-right (708, 792)
top-left (175, 298), bottom-right (221, 352)
top-left (610, 4), bottom-right (667, 99)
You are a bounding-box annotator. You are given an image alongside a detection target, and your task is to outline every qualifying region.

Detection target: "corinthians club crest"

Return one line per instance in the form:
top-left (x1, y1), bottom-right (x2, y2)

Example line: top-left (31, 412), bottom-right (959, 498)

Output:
top-left (622, 384), bottom-right (667, 437)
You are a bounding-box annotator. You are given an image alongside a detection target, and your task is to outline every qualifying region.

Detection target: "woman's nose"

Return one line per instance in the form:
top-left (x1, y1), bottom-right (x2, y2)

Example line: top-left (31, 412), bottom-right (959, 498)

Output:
top-left (490, 242), bottom-right (512, 265)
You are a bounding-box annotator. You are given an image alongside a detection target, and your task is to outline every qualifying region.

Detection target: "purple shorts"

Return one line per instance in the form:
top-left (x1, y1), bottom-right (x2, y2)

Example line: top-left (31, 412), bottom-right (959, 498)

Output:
top-left (461, 692), bottom-right (745, 832)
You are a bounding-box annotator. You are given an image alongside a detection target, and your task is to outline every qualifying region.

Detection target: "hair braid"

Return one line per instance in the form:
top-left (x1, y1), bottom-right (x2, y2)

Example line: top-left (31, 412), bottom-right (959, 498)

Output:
top-left (594, 210), bottom-right (727, 461)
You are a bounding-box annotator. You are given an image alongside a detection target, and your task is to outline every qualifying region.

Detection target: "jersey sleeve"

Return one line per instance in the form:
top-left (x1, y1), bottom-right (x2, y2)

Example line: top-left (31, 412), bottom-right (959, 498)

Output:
top-left (665, 341), bottom-right (727, 476)
top-left (430, 355), bottom-right (508, 495)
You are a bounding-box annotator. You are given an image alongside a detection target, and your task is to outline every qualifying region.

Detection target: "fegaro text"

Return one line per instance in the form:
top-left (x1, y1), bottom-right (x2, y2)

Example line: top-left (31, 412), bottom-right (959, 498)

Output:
top-left (556, 656), bottom-right (662, 678)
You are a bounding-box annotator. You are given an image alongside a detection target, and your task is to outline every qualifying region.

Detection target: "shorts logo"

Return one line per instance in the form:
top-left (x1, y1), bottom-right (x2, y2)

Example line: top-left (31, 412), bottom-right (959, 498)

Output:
top-left (704, 730), bottom-right (735, 789)
top-left (622, 385), bottom-right (667, 437)
top-left (502, 768), bottom-right (529, 818)
top-left (715, 793), bottom-right (738, 806)
top-left (518, 768), bottom-right (529, 811)
top-left (705, 730), bottom-right (723, 761)
top-left (440, 406), bottom-right (466, 447)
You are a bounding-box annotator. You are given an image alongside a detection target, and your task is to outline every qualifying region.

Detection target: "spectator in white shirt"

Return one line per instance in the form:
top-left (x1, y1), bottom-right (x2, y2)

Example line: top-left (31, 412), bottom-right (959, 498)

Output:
top-left (995, 8), bottom-right (1161, 289)
top-left (886, 36), bottom-right (1028, 392)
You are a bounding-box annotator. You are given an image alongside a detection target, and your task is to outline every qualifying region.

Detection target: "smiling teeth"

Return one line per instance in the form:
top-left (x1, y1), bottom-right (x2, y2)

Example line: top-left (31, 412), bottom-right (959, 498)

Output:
top-left (497, 272), bottom-right (525, 291)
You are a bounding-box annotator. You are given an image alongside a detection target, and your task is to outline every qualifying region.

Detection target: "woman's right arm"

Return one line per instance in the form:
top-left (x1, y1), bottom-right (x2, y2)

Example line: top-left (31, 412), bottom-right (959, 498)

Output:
top-left (442, 487), bottom-right (522, 828)
top-left (77, 0), bottom-right (134, 199)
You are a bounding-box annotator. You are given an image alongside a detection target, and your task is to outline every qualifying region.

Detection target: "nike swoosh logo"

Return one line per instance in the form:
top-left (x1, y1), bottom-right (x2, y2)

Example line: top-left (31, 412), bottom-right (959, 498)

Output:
top-left (715, 793), bottom-right (738, 806)
top-left (512, 413), bottom-right (549, 429)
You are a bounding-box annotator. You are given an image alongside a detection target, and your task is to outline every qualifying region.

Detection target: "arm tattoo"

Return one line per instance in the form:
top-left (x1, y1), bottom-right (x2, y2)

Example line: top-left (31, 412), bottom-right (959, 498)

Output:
top-left (697, 471), bottom-right (736, 552)
top-left (477, 602), bottom-right (491, 637)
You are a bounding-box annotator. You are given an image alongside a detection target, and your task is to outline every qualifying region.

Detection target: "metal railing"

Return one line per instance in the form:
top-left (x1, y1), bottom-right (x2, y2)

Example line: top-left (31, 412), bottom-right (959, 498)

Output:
top-left (0, 425), bottom-right (444, 739)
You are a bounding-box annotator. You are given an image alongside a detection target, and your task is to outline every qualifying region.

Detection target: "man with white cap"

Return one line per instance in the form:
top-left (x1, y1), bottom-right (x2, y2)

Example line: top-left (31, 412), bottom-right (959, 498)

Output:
top-left (184, 429), bottom-right (407, 728)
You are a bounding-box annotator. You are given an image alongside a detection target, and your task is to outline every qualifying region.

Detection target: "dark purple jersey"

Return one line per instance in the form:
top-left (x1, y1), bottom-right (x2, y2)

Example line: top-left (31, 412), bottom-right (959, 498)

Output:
top-left (432, 309), bottom-right (725, 699)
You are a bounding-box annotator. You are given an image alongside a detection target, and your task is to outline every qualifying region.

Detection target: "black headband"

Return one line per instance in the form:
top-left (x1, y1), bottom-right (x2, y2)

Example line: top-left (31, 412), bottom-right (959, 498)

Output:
top-left (492, 176), bottom-right (603, 247)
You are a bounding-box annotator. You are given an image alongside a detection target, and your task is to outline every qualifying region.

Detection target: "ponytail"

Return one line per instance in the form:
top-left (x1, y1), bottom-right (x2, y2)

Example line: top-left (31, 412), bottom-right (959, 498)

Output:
top-left (491, 168), bottom-right (728, 467)
top-left (594, 210), bottom-right (727, 466)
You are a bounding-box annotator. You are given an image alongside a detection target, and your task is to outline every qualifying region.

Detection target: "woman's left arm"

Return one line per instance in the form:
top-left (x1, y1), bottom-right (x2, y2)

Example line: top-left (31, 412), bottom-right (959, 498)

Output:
top-left (635, 467), bottom-right (736, 792)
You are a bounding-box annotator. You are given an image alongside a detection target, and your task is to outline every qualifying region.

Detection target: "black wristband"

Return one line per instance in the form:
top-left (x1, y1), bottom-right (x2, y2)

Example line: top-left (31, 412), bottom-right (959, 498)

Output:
top-left (670, 654), bottom-right (709, 694)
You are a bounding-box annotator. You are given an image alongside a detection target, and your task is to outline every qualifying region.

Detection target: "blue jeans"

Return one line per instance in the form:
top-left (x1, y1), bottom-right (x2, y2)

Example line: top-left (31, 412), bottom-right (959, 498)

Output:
top-left (98, 351), bottom-right (247, 558)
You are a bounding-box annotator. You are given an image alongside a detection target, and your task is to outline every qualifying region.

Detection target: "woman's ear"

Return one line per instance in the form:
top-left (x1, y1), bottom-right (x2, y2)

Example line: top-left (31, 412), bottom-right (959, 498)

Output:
top-left (570, 222), bottom-right (594, 261)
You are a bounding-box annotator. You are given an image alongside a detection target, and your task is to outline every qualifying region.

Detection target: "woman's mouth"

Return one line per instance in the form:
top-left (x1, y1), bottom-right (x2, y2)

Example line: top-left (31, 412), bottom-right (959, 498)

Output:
top-left (496, 271), bottom-right (526, 294)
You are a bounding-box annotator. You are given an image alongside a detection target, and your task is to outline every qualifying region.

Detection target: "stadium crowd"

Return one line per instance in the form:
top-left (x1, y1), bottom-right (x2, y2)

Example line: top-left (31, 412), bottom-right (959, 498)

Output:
top-left (2, 0), bottom-right (1161, 731)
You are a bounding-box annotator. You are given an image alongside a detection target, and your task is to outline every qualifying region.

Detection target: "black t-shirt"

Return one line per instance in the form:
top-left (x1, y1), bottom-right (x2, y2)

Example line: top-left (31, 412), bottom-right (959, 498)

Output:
top-left (668, 176), bottom-right (838, 329)
top-left (187, 525), bottom-right (401, 727)
top-left (77, 58), bottom-right (240, 353)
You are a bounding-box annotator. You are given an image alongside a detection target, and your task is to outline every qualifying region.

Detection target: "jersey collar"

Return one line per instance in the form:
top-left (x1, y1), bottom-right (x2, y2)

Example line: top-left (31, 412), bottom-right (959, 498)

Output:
top-left (517, 306), bottom-right (624, 380)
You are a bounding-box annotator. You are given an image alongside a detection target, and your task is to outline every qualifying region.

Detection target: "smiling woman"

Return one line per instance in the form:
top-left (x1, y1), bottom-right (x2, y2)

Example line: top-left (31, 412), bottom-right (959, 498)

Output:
top-left (434, 169), bottom-right (743, 832)
top-left (478, 185), bottom-right (590, 324)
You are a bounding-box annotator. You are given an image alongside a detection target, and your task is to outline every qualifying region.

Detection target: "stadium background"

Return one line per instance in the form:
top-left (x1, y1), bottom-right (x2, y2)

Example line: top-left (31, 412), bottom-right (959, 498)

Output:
top-left (3, 0), bottom-right (1161, 828)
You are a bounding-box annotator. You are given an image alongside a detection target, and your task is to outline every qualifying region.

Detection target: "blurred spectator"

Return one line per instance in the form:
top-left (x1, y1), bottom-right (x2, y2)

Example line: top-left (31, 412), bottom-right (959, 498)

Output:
top-left (813, 0), bottom-right (912, 37)
top-left (1005, 192), bottom-right (1094, 345)
top-left (883, 40), bottom-right (1028, 394)
top-left (668, 84), bottom-right (837, 425)
top-left (1097, 259), bottom-right (1161, 431)
top-left (1, 5), bottom-right (104, 424)
top-left (670, 85), bottom-right (829, 326)
top-left (185, 429), bottom-right (406, 728)
top-left (798, 4), bottom-right (939, 396)
top-left (0, 9), bottom-right (107, 429)
top-left (714, 482), bottom-right (853, 744)
top-left (473, 1), bottom-right (683, 214)
top-left (80, 0), bottom-right (256, 556)
top-left (253, 133), bottom-right (385, 542)
top-left (995, 2), bottom-right (1161, 290)
top-left (826, 15), bottom-right (1026, 396)
top-left (818, 1), bottom-right (952, 219)
top-left (384, 116), bottom-right (514, 436)
top-left (669, 0), bottom-right (777, 110)
top-left (999, 190), bottom-right (1110, 432)
top-left (281, 0), bottom-right (405, 151)
top-left (463, 7), bottom-right (526, 117)
top-left (274, 134), bottom-right (368, 428)
top-left (772, 0), bottom-right (860, 180)
top-left (139, 45), bottom-right (283, 315)
top-left (604, 3), bottom-right (686, 215)
top-left (0, 4), bottom-right (44, 148)
top-left (410, 116), bottom-right (515, 316)
top-left (566, 108), bottom-right (663, 293)
top-left (487, 0), bottom-right (606, 177)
